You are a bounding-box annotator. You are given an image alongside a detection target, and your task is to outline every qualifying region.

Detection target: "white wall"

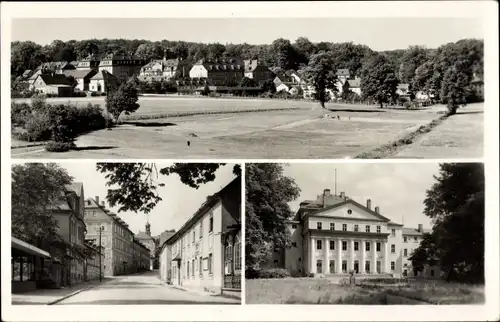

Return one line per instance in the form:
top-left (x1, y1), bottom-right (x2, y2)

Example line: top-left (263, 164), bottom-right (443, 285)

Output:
top-left (189, 65), bottom-right (208, 79)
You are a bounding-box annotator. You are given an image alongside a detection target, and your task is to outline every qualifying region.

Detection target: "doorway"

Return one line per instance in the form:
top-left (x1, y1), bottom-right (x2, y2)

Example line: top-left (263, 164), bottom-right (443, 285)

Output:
top-left (354, 260), bottom-right (359, 274)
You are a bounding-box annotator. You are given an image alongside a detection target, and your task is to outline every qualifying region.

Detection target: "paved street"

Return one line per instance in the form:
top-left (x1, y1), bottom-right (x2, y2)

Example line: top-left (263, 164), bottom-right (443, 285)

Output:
top-left (56, 271), bottom-right (240, 305)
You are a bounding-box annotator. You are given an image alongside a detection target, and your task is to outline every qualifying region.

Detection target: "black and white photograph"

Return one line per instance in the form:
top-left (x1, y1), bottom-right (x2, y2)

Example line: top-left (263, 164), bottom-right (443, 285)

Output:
top-left (245, 162), bottom-right (485, 304)
top-left (10, 162), bottom-right (242, 305)
top-left (9, 16), bottom-right (484, 159)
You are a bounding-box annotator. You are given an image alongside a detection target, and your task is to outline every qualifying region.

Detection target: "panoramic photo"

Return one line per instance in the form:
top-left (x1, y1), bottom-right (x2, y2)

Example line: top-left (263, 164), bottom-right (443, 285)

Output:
top-left (10, 17), bottom-right (484, 159)
top-left (11, 162), bottom-right (242, 305)
top-left (245, 162), bottom-right (485, 304)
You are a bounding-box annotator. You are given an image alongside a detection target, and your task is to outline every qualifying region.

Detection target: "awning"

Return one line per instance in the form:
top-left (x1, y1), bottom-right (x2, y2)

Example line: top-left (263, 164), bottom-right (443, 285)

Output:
top-left (11, 237), bottom-right (51, 259)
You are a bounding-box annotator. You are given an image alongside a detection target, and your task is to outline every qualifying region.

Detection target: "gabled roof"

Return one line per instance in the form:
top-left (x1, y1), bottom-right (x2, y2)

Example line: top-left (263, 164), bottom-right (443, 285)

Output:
top-left (37, 74), bottom-right (73, 86)
top-left (305, 198), bottom-right (391, 222)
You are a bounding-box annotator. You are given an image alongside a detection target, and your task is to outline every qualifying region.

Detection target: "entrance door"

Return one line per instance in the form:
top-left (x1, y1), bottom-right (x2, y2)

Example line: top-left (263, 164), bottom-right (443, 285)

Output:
top-left (177, 262), bottom-right (181, 285)
top-left (354, 261), bottom-right (359, 274)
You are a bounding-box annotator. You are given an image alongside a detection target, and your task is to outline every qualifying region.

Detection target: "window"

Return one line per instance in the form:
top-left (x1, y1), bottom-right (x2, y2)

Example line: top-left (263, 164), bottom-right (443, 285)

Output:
top-left (404, 263), bottom-right (407, 267)
top-left (391, 261), bottom-right (395, 270)
top-left (404, 236), bottom-right (408, 243)
top-left (414, 237), bottom-right (418, 242)
top-left (199, 257), bottom-right (203, 275)
top-left (354, 224), bottom-right (359, 232)
top-left (329, 240), bottom-right (335, 250)
top-left (329, 260), bottom-right (335, 274)
top-left (187, 261), bottom-right (190, 277)
top-left (391, 229), bottom-right (396, 237)
top-left (365, 242), bottom-right (370, 251)
top-left (316, 260), bottom-right (323, 274)
top-left (347, 209), bottom-right (352, 215)
top-left (208, 254), bottom-right (213, 274)
top-left (365, 260), bottom-right (370, 273)
top-left (376, 261), bottom-right (381, 273)
top-left (330, 223), bottom-right (335, 231)
top-left (365, 225), bottom-right (370, 233)
top-left (316, 240), bottom-right (322, 250)
top-left (342, 224), bottom-right (347, 231)
top-left (354, 242), bottom-right (359, 251)
top-left (342, 260), bottom-right (347, 273)
top-left (209, 214), bottom-right (214, 233)
top-left (404, 249), bottom-right (408, 257)
top-left (376, 226), bottom-right (381, 233)
top-left (376, 242), bottom-right (381, 252)
top-left (92, 211), bottom-right (96, 217)
top-left (391, 244), bottom-right (395, 253)
top-left (342, 241), bottom-right (347, 251)
top-left (292, 224), bottom-right (298, 229)
top-left (192, 231), bottom-right (195, 243)
top-left (292, 242), bottom-right (297, 247)
top-left (192, 260), bottom-right (195, 277)
top-left (317, 222), bottom-right (322, 230)
top-left (430, 269), bottom-right (435, 277)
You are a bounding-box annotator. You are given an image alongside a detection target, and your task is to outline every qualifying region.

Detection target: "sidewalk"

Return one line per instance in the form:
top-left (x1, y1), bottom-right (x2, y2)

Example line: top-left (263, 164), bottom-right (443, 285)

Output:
top-left (11, 277), bottom-right (115, 305)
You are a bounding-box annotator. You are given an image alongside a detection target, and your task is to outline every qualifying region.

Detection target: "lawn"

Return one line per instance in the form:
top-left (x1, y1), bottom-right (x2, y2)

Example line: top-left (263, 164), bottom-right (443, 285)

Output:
top-left (245, 278), bottom-right (485, 304)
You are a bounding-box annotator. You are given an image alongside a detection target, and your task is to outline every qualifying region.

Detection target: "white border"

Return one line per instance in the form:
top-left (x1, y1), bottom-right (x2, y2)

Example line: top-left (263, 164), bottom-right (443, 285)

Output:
top-left (2, 1), bottom-right (499, 322)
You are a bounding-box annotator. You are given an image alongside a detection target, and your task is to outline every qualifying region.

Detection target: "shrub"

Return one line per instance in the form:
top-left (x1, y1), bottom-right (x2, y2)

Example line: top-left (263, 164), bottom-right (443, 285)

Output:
top-left (101, 92), bottom-right (107, 96)
top-left (90, 92), bottom-right (100, 97)
top-left (11, 102), bottom-right (32, 126)
top-left (31, 95), bottom-right (48, 113)
top-left (23, 112), bottom-right (52, 141)
top-left (73, 91), bottom-right (87, 97)
top-left (257, 268), bottom-right (291, 279)
top-left (45, 141), bottom-right (75, 152)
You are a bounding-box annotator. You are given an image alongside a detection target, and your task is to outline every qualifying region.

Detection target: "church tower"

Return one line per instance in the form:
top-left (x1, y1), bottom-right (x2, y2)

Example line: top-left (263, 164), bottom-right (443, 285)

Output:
top-left (146, 221), bottom-right (151, 237)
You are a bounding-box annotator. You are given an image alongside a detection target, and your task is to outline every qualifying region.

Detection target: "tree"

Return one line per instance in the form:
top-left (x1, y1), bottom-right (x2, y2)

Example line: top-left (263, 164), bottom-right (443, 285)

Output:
top-left (360, 54), bottom-right (399, 108)
top-left (135, 43), bottom-right (164, 61)
top-left (259, 79), bottom-right (276, 94)
top-left (105, 78), bottom-right (140, 122)
top-left (245, 164), bottom-right (301, 276)
top-left (398, 45), bottom-right (429, 85)
top-left (239, 77), bottom-right (257, 88)
top-left (412, 163), bottom-right (484, 283)
top-left (11, 163), bottom-right (78, 257)
top-left (303, 51), bottom-right (338, 108)
top-left (439, 62), bottom-right (470, 115)
top-left (95, 163), bottom-right (241, 214)
top-left (270, 38), bottom-right (299, 70)
top-left (293, 37), bottom-right (316, 65)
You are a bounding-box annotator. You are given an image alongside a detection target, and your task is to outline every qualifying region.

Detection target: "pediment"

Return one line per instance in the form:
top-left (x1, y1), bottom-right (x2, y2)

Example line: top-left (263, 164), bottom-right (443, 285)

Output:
top-left (310, 200), bottom-right (389, 222)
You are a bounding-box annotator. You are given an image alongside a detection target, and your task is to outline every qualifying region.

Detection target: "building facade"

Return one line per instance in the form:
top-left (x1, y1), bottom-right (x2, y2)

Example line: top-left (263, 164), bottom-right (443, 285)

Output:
top-left (84, 240), bottom-right (104, 281)
top-left (140, 57), bottom-right (191, 80)
top-left (84, 196), bottom-right (136, 277)
top-left (98, 53), bottom-right (147, 83)
top-left (158, 177), bottom-right (241, 298)
top-left (133, 239), bottom-right (151, 272)
top-left (136, 223), bottom-right (157, 270)
top-left (273, 189), bottom-right (440, 279)
top-left (189, 58), bottom-right (245, 86)
top-left (243, 60), bottom-right (273, 84)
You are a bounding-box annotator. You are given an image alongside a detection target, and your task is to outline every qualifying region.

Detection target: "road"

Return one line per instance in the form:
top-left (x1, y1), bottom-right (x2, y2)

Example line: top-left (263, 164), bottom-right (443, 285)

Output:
top-left (55, 271), bottom-right (240, 305)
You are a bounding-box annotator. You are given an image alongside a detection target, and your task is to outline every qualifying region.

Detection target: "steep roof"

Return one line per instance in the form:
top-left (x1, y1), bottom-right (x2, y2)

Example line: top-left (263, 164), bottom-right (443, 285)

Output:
top-left (196, 58), bottom-right (245, 71)
top-left (37, 74), bottom-right (73, 86)
top-left (136, 231), bottom-right (154, 241)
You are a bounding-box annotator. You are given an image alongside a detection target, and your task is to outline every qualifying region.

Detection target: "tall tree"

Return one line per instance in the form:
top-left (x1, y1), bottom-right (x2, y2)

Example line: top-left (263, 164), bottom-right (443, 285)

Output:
top-left (105, 78), bottom-right (141, 122)
top-left (245, 163), bottom-right (301, 276)
top-left (399, 45), bottom-right (429, 85)
top-left (293, 37), bottom-right (316, 65)
top-left (96, 163), bottom-right (241, 214)
top-left (439, 62), bottom-right (470, 115)
top-left (303, 51), bottom-right (338, 108)
top-left (270, 38), bottom-right (298, 70)
top-left (360, 54), bottom-right (399, 108)
top-left (411, 163), bottom-right (484, 283)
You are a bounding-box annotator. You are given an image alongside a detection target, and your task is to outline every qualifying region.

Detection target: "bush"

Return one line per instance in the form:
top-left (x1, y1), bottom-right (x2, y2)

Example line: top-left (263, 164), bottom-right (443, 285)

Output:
top-left (73, 91), bottom-right (87, 97)
top-left (90, 92), bottom-right (100, 97)
top-left (257, 268), bottom-right (291, 279)
top-left (11, 102), bottom-right (32, 126)
top-left (31, 95), bottom-right (48, 113)
top-left (45, 141), bottom-right (75, 152)
top-left (23, 112), bottom-right (52, 141)
top-left (101, 92), bottom-right (107, 96)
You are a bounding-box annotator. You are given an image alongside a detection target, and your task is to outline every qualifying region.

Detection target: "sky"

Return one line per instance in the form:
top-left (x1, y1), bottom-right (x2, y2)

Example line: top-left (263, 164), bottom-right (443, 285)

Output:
top-left (11, 18), bottom-right (483, 51)
top-left (57, 162), bottom-right (237, 237)
top-left (283, 163), bottom-right (441, 230)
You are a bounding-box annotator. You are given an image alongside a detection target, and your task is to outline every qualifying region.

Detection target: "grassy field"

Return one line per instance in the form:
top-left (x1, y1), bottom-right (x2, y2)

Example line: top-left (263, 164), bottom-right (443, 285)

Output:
top-left (245, 278), bottom-right (485, 304)
top-left (10, 97), bottom-right (482, 159)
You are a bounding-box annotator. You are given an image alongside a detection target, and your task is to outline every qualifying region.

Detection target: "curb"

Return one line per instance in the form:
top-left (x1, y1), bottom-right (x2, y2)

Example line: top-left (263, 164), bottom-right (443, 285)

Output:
top-left (47, 279), bottom-right (114, 305)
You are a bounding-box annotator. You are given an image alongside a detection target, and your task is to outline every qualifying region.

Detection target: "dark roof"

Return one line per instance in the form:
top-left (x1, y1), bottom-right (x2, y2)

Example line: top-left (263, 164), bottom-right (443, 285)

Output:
top-left (63, 69), bottom-right (97, 79)
top-left (165, 176), bottom-right (241, 246)
top-left (305, 198), bottom-right (392, 222)
top-left (136, 231), bottom-right (154, 241)
top-left (196, 58), bottom-right (245, 71)
top-left (336, 69), bottom-right (350, 76)
top-left (403, 227), bottom-right (432, 236)
top-left (38, 74), bottom-right (73, 86)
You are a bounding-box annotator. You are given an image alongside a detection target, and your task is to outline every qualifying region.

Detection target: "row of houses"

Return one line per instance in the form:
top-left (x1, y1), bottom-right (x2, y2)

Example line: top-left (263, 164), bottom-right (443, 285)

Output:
top-left (158, 177), bottom-right (242, 299)
top-left (11, 181), bottom-right (155, 293)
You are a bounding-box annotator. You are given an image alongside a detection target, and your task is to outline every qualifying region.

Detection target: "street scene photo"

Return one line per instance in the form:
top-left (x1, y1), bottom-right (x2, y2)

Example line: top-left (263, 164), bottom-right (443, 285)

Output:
top-left (11, 162), bottom-right (242, 304)
top-left (10, 17), bottom-right (483, 159)
top-left (245, 163), bottom-right (485, 304)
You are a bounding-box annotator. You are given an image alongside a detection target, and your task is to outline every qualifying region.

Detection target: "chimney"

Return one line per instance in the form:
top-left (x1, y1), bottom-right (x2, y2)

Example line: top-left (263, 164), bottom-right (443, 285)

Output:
top-left (366, 199), bottom-right (372, 210)
top-left (101, 201), bottom-right (105, 207)
top-left (95, 196), bottom-right (99, 205)
top-left (340, 191), bottom-right (345, 199)
top-left (375, 206), bottom-right (379, 214)
top-left (322, 189), bottom-right (330, 207)
top-left (418, 224), bottom-right (423, 232)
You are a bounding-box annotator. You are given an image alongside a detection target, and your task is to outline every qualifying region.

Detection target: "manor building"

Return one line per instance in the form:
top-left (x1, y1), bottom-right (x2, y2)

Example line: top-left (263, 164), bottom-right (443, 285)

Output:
top-left (272, 189), bottom-right (440, 279)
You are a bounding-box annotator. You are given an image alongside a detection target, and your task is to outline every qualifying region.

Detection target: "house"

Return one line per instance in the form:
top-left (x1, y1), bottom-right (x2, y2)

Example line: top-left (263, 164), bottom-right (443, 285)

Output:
top-left (77, 54), bottom-right (100, 71)
top-left (273, 77), bottom-right (291, 93)
top-left (84, 196), bottom-right (138, 276)
top-left (396, 83), bottom-right (411, 99)
top-left (345, 77), bottom-right (362, 96)
top-left (140, 57), bottom-right (191, 81)
top-left (89, 70), bottom-right (120, 93)
top-left (243, 60), bottom-right (273, 84)
top-left (98, 53), bottom-right (147, 83)
top-left (133, 239), bottom-right (151, 272)
top-left (268, 189), bottom-right (441, 279)
top-left (135, 223), bottom-right (157, 270)
top-left (158, 176), bottom-right (241, 298)
top-left (30, 73), bottom-right (74, 97)
top-left (470, 73), bottom-right (484, 100)
top-left (336, 69), bottom-right (353, 84)
top-left (63, 69), bottom-right (97, 92)
top-left (189, 58), bottom-right (245, 86)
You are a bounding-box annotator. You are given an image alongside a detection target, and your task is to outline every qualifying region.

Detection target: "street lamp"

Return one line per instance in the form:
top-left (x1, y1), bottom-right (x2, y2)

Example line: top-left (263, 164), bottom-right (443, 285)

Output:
top-left (99, 225), bottom-right (104, 282)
